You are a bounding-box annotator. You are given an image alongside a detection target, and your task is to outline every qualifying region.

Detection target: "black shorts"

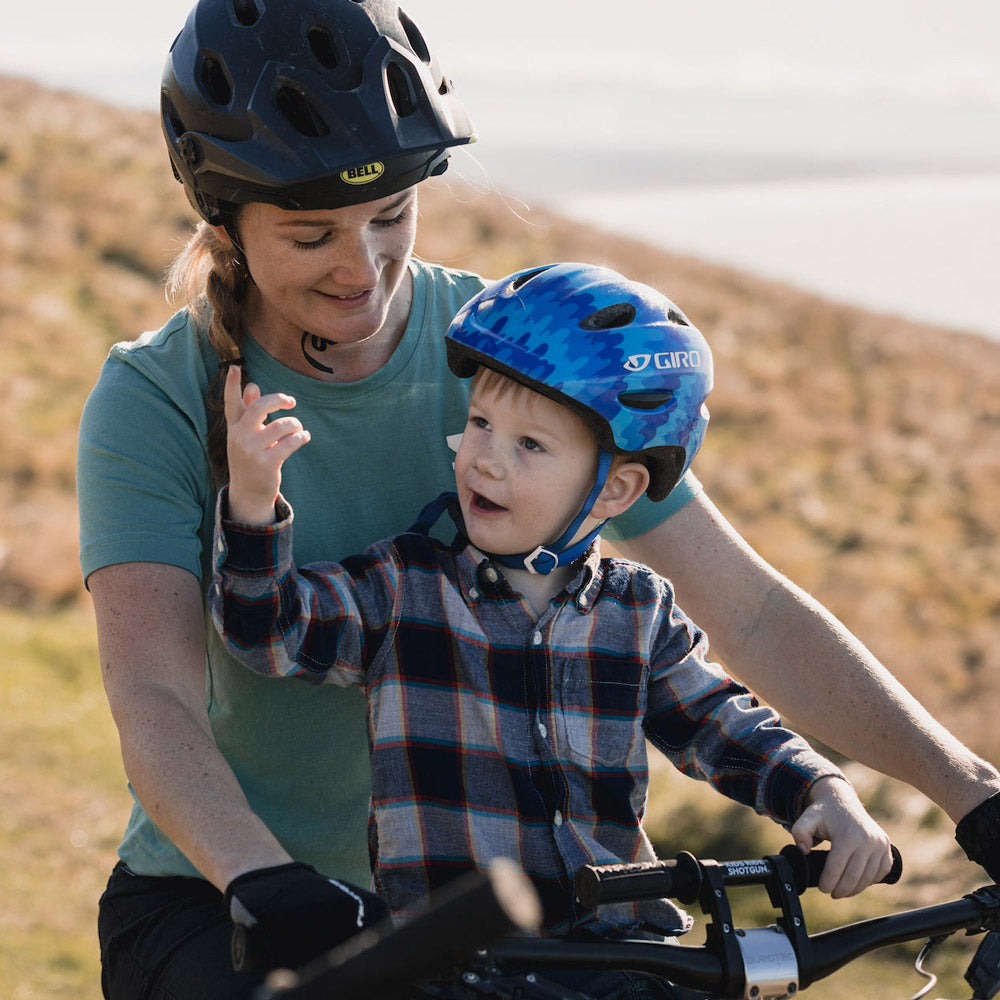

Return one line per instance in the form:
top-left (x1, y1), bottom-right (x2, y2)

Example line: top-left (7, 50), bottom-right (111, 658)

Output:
top-left (97, 861), bottom-right (266, 1000)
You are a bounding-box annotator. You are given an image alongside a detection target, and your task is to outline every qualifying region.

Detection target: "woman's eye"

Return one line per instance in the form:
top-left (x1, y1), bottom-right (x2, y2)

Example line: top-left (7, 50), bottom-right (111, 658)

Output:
top-left (373, 211), bottom-right (408, 228)
top-left (294, 232), bottom-right (333, 250)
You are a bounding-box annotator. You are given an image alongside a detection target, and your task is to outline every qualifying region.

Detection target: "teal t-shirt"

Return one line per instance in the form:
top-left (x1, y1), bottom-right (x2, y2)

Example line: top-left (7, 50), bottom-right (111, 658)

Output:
top-left (76, 258), bottom-right (699, 881)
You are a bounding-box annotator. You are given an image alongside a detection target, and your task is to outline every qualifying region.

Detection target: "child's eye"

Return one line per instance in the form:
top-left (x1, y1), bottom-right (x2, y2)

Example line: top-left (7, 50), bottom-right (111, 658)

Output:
top-left (294, 232), bottom-right (333, 250)
top-left (521, 437), bottom-right (544, 453)
top-left (468, 415), bottom-right (489, 431)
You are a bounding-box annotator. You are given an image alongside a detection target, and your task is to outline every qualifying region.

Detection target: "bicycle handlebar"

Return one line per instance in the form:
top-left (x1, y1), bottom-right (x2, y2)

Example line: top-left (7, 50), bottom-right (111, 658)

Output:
top-left (575, 843), bottom-right (904, 909)
top-left (256, 845), bottom-right (1000, 1000)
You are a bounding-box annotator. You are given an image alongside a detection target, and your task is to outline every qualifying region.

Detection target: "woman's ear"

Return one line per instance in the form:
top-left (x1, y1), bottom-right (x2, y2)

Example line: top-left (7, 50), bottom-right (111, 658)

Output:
top-left (591, 460), bottom-right (650, 520)
top-left (209, 223), bottom-right (234, 247)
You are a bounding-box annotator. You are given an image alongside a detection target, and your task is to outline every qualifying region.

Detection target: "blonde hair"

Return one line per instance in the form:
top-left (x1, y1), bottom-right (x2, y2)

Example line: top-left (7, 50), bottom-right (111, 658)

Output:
top-left (166, 221), bottom-right (252, 486)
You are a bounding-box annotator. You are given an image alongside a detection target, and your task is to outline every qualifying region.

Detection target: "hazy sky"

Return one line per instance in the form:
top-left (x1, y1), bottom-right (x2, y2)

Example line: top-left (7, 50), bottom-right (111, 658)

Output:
top-left (6, 0), bottom-right (998, 337)
top-left (5, 0), bottom-right (999, 162)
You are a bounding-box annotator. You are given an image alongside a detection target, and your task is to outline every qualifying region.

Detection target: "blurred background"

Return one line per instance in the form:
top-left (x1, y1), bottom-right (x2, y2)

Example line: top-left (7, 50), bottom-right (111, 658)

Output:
top-left (2, 2), bottom-right (999, 998)
top-left (2, 0), bottom-right (999, 339)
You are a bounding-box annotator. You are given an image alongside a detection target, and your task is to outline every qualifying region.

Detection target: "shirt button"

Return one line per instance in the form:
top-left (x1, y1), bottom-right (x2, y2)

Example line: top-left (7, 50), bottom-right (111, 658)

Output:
top-left (468, 587), bottom-right (480, 600)
top-left (538, 721), bottom-right (547, 738)
top-left (553, 810), bottom-right (563, 827)
top-left (484, 567), bottom-right (499, 583)
top-left (532, 631), bottom-right (542, 646)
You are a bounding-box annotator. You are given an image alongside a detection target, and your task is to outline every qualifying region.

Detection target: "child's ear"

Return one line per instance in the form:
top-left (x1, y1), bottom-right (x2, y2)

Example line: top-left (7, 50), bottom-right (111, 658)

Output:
top-left (591, 460), bottom-right (650, 520)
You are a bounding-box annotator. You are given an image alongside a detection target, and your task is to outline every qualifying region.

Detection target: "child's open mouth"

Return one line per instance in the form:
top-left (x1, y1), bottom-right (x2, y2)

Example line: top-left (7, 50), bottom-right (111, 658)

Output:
top-left (472, 492), bottom-right (507, 513)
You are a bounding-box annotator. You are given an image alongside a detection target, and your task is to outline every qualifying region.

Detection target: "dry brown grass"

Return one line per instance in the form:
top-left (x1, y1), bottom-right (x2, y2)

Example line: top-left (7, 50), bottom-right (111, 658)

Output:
top-left (2, 75), bottom-right (999, 999)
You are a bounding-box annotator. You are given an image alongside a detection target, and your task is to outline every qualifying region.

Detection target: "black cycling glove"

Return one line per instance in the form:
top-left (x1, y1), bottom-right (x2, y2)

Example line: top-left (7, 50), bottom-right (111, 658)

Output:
top-left (956, 792), bottom-right (1000, 883)
top-left (225, 861), bottom-right (390, 971)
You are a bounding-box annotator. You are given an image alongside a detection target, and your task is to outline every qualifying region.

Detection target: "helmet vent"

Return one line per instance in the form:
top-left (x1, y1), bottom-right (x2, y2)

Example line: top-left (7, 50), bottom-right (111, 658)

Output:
top-left (307, 26), bottom-right (340, 70)
top-left (231, 0), bottom-right (261, 26)
top-left (667, 307), bottom-right (690, 326)
top-left (276, 86), bottom-right (330, 137)
top-left (511, 266), bottom-right (552, 291)
top-left (161, 93), bottom-right (186, 138)
top-left (580, 302), bottom-right (637, 331)
top-left (618, 390), bottom-right (675, 411)
top-left (386, 63), bottom-right (417, 117)
top-left (199, 55), bottom-right (234, 107)
top-left (398, 10), bottom-right (431, 63)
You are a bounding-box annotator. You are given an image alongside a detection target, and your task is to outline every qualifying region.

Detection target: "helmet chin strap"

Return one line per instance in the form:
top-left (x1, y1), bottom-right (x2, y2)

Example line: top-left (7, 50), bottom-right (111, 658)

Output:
top-left (490, 450), bottom-right (614, 575)
top-left (301, 331), bottom-right (339, 374)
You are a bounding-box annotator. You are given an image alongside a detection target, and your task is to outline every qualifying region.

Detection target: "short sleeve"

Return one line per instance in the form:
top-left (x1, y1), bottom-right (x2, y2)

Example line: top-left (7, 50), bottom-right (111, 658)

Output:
top-left (77, 356), bottom-right (213, 585)
top-left (603, 471), bottom-right (702, 542)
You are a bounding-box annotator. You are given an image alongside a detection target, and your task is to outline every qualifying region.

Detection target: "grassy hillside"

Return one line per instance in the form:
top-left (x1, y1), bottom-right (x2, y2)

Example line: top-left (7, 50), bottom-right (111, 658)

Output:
top-left (2, 75), bottom-right (998, 998)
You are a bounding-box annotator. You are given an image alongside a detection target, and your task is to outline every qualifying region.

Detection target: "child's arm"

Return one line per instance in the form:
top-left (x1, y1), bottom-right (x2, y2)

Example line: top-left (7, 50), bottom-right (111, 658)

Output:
top-left (223, 363), bottom-right (311, 525)
top-left (790, 775), bottom-right (892, 899)
top-left (210, 493), bottom-right (396, 685)
top-left (646, 598), bottom-right (891, 897)
top-left (208, 365), bottom-right (384, 685)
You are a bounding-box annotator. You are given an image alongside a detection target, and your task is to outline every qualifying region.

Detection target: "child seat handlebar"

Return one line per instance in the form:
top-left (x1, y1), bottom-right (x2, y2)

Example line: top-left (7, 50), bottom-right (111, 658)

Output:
top-left (575, 843), bottom-right (904, 908)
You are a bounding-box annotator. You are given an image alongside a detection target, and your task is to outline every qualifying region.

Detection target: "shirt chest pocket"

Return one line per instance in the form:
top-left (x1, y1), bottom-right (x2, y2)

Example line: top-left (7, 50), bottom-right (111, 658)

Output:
top-left (555, 660), bottom-right (645, 769)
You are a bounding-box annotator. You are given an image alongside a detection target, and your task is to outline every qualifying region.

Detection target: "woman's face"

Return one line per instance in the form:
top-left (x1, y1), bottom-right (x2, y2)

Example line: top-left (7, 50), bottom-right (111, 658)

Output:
top-left (226, 188), bottom-right (419, 360)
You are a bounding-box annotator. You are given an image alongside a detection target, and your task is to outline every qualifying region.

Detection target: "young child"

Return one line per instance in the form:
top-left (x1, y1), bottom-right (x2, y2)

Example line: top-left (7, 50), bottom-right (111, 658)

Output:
top-left (210, 263), bottom-right (890, 961)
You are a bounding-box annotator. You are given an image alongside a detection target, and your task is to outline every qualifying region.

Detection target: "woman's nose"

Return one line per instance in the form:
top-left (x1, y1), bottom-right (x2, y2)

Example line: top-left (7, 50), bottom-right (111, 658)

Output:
top-left (329, 229), bottom-right (377, 285)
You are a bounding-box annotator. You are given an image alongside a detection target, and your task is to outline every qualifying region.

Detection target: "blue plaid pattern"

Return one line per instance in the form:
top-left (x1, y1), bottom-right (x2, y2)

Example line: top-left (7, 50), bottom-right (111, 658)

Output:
top-left (210, 492), bottom-right (842, 934)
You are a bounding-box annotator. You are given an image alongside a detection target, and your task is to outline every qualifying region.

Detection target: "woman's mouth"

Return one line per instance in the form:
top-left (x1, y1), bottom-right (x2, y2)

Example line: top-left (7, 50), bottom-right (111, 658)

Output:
top-left (319, 288), bottom-right (373, 306)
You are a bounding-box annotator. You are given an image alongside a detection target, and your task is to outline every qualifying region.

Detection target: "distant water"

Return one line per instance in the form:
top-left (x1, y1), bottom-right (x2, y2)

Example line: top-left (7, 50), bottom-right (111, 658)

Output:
top-left (460, 152), bottom-right (1000, 343)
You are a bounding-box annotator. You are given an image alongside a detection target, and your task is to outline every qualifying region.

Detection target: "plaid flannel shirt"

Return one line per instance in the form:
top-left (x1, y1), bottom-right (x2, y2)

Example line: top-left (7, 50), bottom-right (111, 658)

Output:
top-left (210, 492), bottom-right (843, 934)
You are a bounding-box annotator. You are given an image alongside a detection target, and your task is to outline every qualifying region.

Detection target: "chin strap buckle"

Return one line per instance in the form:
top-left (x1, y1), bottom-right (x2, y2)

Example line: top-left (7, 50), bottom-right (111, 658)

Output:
top-left (522, 545), bottom-right (559, 575)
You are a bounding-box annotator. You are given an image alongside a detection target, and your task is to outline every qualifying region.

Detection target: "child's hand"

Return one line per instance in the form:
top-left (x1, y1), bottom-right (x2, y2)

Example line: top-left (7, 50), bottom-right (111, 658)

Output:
top-left (790, 775), bottom-right (893, 899)
top-left (223, 364), bottom-right (311, 525)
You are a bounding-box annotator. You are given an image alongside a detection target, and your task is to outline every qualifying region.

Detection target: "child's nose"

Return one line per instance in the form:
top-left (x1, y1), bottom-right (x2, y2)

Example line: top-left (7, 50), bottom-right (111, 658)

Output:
top-left (472, 440), bottom-right (505, 478)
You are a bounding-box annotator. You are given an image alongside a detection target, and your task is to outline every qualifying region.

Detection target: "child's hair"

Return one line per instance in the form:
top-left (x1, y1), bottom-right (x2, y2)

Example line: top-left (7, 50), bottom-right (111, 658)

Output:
top-left (166, 221), bottom-right (252, 487)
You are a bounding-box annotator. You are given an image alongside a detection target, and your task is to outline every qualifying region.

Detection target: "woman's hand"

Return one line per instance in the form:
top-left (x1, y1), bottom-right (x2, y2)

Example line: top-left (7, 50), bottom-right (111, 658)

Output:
top-left (790, 775), bottom-right (893, 898)
top-left (224, 363), bottom-right (311, 525)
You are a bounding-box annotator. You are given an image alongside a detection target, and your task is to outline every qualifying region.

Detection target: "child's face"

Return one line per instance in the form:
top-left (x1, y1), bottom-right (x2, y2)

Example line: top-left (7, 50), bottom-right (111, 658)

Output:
top-left (454, 374), bottom-right (600, 558)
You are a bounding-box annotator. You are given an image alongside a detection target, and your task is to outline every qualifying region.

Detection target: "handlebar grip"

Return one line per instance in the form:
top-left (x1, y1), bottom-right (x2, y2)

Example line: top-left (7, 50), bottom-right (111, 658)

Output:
top-left (780, 843), bottom-right (903, 891)
top-left (577, 844), bottom-right (903, 911)
top-left (575, 851), bottom-right (702, 910)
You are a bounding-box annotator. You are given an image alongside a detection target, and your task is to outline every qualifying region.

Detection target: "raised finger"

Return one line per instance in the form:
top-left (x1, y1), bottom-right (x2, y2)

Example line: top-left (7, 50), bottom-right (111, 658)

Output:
top-left (223, 363), bottom-right (245, 424)
top-left (254, 414), bottom-right (308, 450)
top-left (243, 390), bottom-right (298, 428)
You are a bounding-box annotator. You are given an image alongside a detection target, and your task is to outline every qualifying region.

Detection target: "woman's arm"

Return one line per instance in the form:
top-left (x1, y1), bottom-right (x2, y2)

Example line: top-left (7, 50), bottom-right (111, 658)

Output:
top-left (90, 561), bottom-right (293, 891)
top-left (613, 490), bottom-right (1000, 823)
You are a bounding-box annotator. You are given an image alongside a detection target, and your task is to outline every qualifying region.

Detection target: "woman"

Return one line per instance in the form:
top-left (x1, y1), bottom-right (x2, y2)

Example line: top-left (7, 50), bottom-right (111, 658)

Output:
top-left (78, 0), bottom-right (1000, 997)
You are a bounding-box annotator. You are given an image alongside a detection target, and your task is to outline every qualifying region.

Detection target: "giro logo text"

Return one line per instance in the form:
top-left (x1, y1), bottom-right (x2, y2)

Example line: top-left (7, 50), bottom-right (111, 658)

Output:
top-left (624, 351), bottom-right (703, 373)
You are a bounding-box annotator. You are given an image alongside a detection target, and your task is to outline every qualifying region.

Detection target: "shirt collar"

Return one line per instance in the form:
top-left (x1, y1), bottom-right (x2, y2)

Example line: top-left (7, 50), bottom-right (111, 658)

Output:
top-left (455, 540), bottom-right (604, 613)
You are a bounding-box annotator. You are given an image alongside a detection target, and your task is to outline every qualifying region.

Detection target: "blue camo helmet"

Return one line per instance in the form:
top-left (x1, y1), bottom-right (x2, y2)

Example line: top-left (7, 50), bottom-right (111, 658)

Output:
top-left (446, 263), bottom-right (713, 503)
top-left (161, 0), bottom-right (476, 226)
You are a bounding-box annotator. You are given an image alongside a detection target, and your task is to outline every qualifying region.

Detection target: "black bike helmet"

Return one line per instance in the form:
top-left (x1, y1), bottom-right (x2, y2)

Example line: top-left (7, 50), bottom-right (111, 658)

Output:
top-left (161, 0), bottom-right (477, 225)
